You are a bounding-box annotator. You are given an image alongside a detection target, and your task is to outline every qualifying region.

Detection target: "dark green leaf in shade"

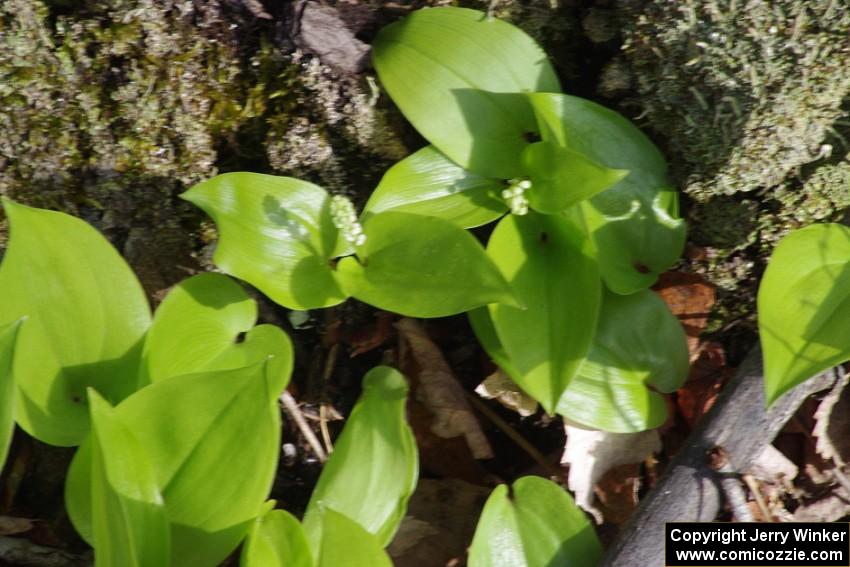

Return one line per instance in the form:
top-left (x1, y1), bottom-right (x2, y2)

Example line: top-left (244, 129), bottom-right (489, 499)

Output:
top-left (336, 212), bottom-right (519, 318)
top-left (362, 145), bottom-right (508, 228)
top-left (372, 7), bottom-right (561, 179)
top-left (481, 212), bottom-right (601, 413)
top-left (468, 476), bottom-right (601, 567)
top-left (0, 199), bottom-right (151, 446)
top-left (528, 93), bottom-right (685, 294)
top-left (557, 290), bottom-right (689, 432)
top-left (521, 142), bottom-right (628, 214)
top-left (181, 173), bottom-right (347, 310)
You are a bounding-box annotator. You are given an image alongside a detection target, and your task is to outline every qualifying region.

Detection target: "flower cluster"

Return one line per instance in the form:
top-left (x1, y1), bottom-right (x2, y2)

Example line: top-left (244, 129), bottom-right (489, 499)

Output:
top-left (502, 179), bottom-right (531, 216)
top-left (330, 195), bottom-right (367, 246)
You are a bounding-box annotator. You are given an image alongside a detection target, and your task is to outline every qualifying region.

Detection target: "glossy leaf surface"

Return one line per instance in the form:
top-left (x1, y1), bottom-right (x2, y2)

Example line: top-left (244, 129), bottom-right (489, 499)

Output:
top-left (483, 213), bottom-right (600, 413)
top-left (373, 7), bottom-right (561, 179)
top-left (759, 224), bottom-right (850, 405)
top-left (303, 366), bottom-right (417, 547)
top-left (529, 93), bottom-right (685, 294)
top-left (181, 173), bottom-right (346, 310)
top-left (67, 364), bottom-right (280, 566)
top-left (336, 211), bottom-right (518, 317)
top-left (557, 290), bottom-right (689, 432)
top-left (315, 508), bottom-right (393, 567)
top-left (363, 145), bottom-right (507, 228)
top-left (522, 142), bottom-right (628, 214)
top-left (0, 199), bottom-right (151, 446)
top-left (88, 391), bottom-right (170, 567)
top-left (141, 273), bottom-right (293, 396)
top-left (0, 320), bottom-right (23, 473)
top-left (241, 506), bottom-right (313, 567)
top-left (468, 476), bottom-right (601, 567)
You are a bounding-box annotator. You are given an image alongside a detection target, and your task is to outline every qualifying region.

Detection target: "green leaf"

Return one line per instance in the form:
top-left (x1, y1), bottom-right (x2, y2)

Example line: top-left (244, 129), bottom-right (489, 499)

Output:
top-left (336, 211), bottom-right (518, 317)
top-left (241, 505), bottom-right (313, 567)
top-left (66, 363), bottom-right (280, 566)
top-left (482, 212), bottom-right (601, 413)
top-left (0, 319), bottom-right (23, 472)
top-left (88, 391), bottom-right (170, 567)
top-left (141, 273), bottom-right (293, 396)
top-left (373, 7), bottom-right (561, 179)
top-left (521, 142), bottom-right (628, 214)
top-left (758, 224), bottom-right (850, 405)
top-left (362, 145), bottom-right (508, 228)
top-left (314, 508), bottom-right (393, 567)
top-left (468, 476), bottom-right (601, 567)
top-left (0, 199), bottom-right (151, 446)
top-left (557, 290), bottom-right (689, 432)
top-left (181, 172), bottom-right (347, 310)
top-left (303, 366), bottom-right (417, 548)
top-left (528, 93), bottom-right (685, 294)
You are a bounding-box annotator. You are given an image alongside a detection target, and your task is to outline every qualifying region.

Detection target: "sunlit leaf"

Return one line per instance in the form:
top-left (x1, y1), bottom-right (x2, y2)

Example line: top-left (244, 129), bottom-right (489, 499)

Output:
top-left (481, 212), bottom-right (600, 413)
top-left (66, 363), bottom-right (280, 566)
top-left (181, 173), bottom-right (347, 310)
top-left (141, 273), bottom-right (293, 396)
top-left (759, 224), bottom-right (850, 405)
top-left (241, 504), bottom-right (313, 567)
top-left (88, 391), bottom-right (170, 567)
top-left (557, 290), bottom-right (689, 432)
top-left (0, 199), bottom-right (151, 446)
top-left (528, 93), bottom-right (685, 294)
top-left (521, 142), bottom-right (628, 214)
top-left (0, 319), bottom-right (23, 472)
top-left (336, 211), bottom-right (519, 317)
top-left (362, 145), bottom-right (507, 228)
top-left (468, 476), bottom-right (601, 567)
top-left (373, 7), bottom-right (560, 179)
top-left (303, 366), bottom-right (417, 547)
top-left (314, 508), bottom-right (393, 567)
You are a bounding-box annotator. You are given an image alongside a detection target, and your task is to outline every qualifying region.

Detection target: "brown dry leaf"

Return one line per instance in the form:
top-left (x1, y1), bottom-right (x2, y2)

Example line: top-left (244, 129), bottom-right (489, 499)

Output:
top-left (562, 423), bottom-right (660, 523)
top-left (748, 444), bottom-right (798, 484)
top-left (396, 318), bottom-right (494, 459)
top-left (676, 341), bottom-right (728, 428)
top-left (388, 479), bottom-right (490, 567)
top-left (653, 272), bottom-right (716, 360)
top-left (813, 371), bottom-right (850, 466)
top-left (0, 516), bottom-right (34, 536)
top-left (594, 463), bottom-right (640, 525)
top-left (348, 311), bottom-right (395, 357)
top-left (474, 369), bottom-right (538, 417)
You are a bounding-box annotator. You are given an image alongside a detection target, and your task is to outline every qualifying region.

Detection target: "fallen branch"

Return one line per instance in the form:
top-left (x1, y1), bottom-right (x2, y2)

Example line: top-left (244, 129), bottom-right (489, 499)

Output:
top-left (599, 345), bottom-right (834, 567)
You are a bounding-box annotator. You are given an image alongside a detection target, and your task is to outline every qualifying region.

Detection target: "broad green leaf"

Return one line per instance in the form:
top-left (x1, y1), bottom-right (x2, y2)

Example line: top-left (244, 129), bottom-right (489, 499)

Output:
top-left (141, 273), bottom-right (293, 396)
top-left (181, 172), bottom-right (347, 310)
top-left (303, 366), bottom-right (417, 547)
top-left (0, 319), bottom-right (23, 471)
top-left (66, 363), bottom-right (280, 566)
top-left (557, 290), bottom-right (689, 432)
top-left (483, 212), bottom-right (600, 413)
top-left (241, 505), bottom-right (313, 567)
top-left (314, 508), bottom-right (393, 567)
top-left (362, 145), bottom-right (507, 228)
top-left (0, 199), bottom-right (151, 446)
top-left (528, 93), bottom-right (685, 294)
top-left (521, 142), bottom-right (628, 214)
top-left (373, 7), bottom-right (561, 179)
top-left (336, 211), bottom-right (519, 317)
top-left (468, 476), bottom-right (601, 567)
top-left (88, 391), bottom-right (170, 567)
top-left (758, 224), bottom-right (850, 405)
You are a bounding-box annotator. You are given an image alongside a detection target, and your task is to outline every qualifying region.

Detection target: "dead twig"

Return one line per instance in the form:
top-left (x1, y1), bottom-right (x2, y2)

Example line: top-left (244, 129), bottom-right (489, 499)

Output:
top-left (280, 391), bottom-right (327, 463)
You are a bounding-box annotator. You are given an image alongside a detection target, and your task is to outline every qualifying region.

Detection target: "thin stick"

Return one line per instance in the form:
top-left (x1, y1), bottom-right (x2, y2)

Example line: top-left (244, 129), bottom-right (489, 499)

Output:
top-left (280, 391), bottom-right (327, 463)
top-left (465, 392), bottom-right (559, 477)
top-left (319, 343), bottom-right (339, 454)
top-left (742, 474), bottom-right (772, 521)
